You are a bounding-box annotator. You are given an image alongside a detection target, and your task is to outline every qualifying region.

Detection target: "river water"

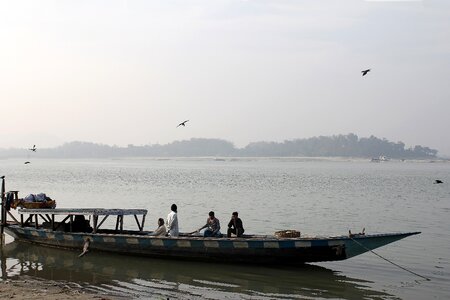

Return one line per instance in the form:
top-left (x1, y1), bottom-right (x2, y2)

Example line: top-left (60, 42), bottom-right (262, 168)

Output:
top-left (1, 158), bottom-right (449, 299)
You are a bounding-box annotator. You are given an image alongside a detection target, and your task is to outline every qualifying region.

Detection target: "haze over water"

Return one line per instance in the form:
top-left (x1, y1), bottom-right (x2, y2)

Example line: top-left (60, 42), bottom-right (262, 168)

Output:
top-left (1, 158), bottom-right (449, 299)
top-left (1, 1), bottom-right (450, 155)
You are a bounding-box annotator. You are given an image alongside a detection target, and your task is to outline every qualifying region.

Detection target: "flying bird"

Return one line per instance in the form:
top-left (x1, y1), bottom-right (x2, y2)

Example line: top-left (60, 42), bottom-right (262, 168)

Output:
top-left (24, 161), bottom-right (31, 164)
top-left (177, 120), bottom-right (189, 128)
top-left (361, 69), bottom-right (371, 76)
top-left (29, 145), bottom-right (37, 152)
top-left (434, 179), bottom-right (443, 184)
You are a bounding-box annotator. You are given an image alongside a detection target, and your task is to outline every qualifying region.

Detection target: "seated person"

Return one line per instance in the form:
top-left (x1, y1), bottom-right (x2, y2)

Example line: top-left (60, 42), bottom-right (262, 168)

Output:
top-left (149, 218), bottom-right (167, 236)
top-left (71, 215), bottom-right (93, 233)
top-left (227, 211), bottom-right (244, 237)
top-left (197, 211), bottom-right (221, 237)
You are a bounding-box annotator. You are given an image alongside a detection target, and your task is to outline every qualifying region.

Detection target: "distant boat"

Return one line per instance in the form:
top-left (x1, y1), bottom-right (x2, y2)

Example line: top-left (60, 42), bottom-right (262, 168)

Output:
top-left (371, 156), bottom-right (389, 162)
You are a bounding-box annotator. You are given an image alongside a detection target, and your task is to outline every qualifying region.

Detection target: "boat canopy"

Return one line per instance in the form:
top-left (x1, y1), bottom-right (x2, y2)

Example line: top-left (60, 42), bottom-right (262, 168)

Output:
top-left (15, 208), bottom-right (148, 233)
top-left (17, 208), bottom-right (147, 216)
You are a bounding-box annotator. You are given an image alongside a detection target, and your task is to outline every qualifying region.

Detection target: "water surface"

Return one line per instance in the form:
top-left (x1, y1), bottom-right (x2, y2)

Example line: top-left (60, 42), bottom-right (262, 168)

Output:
top-left (1, 158), bottom-right (449, 299)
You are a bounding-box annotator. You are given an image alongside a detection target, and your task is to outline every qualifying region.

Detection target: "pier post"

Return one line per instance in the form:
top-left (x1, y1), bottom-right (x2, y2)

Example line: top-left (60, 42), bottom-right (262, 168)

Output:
top-left (1, 176), bottom-right (5, 240)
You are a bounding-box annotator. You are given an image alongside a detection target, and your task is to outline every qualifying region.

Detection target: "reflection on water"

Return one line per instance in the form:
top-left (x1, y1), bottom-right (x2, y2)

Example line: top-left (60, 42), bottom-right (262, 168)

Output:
top-left (1, 241), bottom-right (396, 299)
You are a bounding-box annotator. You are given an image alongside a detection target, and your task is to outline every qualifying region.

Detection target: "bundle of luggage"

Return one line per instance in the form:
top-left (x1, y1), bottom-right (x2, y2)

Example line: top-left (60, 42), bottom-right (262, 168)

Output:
top-left (23, 193), bottom-right (50, 202)
top-left (9, 192), bottom-right (57, 209)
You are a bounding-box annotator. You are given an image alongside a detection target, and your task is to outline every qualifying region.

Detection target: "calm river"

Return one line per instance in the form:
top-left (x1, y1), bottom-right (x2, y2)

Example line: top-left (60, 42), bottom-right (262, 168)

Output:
top-left (1, 158), bottom-right (449, 299)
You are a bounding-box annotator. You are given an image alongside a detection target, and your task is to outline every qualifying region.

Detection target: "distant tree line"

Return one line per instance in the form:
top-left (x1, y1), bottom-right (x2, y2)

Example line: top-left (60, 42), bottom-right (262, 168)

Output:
top-left (0, 134), bottom-right (438, 159)
top-left (242, 134), bottom-right (437, 158)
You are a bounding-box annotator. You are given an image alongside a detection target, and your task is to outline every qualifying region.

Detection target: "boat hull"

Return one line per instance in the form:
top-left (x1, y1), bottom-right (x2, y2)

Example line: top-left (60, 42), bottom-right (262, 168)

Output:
top-left (4, 225), bottom-right (419, 264)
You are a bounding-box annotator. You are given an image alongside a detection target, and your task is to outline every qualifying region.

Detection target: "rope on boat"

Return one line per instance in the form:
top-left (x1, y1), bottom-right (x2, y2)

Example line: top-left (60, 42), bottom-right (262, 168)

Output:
top-left (350, 237), bottom-right (430, 281)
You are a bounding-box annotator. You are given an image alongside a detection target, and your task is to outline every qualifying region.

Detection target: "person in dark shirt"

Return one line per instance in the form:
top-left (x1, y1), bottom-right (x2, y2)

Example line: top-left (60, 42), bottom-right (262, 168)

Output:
top-left (227, 211), bottom-right (244, 238)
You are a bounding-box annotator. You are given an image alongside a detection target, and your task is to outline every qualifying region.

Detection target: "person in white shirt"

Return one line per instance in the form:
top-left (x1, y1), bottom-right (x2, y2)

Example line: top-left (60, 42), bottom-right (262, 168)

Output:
top-left (149, 218), bottom-right (167, 236)
top-left (166, 204), bottom-right (179, 237)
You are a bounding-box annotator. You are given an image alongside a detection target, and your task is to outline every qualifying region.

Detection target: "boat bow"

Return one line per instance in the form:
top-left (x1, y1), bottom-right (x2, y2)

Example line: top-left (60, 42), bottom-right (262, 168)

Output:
top-left (342, 232), bottom-right (421, 259)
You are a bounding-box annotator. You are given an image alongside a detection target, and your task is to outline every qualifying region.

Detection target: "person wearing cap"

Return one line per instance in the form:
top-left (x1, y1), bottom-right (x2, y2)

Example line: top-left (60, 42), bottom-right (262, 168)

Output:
top-left (227, 211), bottom-right (244, 238)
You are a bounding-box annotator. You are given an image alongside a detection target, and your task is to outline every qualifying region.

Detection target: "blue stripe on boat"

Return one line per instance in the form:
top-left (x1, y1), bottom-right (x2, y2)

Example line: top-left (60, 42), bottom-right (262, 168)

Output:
top-left (139, 238), bottom-right (152, 247)
top-left (218, 240), bottom-right (234, 249)
top-left (163, 239), bottom-right (178, 248)
top-left (114, 237), bottom-right (128, 245)
top-left (248, 241), bottom-right (264, 249)
top-left (311, 240), bottom-right (328, 247)
top-left (278, 241), bottom-right (295, 248)
top-left (190, 240), bottom-right (204, 248)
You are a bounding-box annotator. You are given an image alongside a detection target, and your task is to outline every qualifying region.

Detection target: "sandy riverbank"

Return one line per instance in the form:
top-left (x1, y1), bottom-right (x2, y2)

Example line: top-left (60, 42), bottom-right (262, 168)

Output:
top-left (0, 276), bottom-right (123, 300)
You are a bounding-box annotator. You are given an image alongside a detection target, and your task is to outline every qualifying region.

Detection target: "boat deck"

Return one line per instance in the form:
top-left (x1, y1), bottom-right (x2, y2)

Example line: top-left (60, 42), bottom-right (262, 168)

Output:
top-left (17, 208), bottom-right (147, 216)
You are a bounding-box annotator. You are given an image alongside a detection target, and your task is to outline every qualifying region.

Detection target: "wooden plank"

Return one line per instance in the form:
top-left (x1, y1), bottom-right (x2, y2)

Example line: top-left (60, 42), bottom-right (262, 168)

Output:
top-left (134, 215), bottom-right (141, 231)
top-left (39, 214), bottom-right (50, 223)
top-left (141, 214), bottom-right (146, 232)
top-left (115, 216), bottom-right (120, 231)
top-left (45, 214), bottom-right (52, 223)
top-left (17, 208), bottom-right (147, 216)
top-left (6, 211), bottom-right (19, 224)
top-left (97, 215), bottom-right (109, 230)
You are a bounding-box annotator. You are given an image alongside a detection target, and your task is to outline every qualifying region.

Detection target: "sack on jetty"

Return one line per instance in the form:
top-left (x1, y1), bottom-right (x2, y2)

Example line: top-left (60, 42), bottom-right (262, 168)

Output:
top-left (274, 230), bottom-right (301, 238)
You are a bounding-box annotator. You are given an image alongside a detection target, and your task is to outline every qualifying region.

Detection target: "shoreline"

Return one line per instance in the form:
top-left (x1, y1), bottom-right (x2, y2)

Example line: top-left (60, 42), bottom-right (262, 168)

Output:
top-left (0, 276), bottom-right (123, 300)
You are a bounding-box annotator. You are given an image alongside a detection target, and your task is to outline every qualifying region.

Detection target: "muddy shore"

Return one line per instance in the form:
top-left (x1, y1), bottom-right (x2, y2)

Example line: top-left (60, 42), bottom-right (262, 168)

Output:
top-left (0, 276), bottom-right (123, 300)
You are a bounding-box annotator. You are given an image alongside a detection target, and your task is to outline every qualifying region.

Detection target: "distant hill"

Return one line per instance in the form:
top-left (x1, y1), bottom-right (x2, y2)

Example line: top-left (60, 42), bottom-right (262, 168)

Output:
top-left (0, 134), bottom-right (438, 159)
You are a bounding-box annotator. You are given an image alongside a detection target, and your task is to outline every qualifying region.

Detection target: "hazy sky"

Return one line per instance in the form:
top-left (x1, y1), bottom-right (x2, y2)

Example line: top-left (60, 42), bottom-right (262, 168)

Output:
top-left (1, 1), bottom-right (449, 154)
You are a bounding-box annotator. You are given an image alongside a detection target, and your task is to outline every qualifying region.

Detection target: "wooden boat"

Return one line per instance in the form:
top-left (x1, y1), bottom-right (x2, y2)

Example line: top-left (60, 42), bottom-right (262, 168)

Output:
top-left (1, 207), bottom-right (420, 264)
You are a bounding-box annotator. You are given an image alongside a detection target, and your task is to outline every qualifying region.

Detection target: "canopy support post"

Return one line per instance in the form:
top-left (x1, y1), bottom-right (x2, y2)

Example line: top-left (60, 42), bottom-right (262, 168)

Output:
top-left (0, 177), bottom-right (4, 239)
top-left (93, 215), bottom-right (98, 234)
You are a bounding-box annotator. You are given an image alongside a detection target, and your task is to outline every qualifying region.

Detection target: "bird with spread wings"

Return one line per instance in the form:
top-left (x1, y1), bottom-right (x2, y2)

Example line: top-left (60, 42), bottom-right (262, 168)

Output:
top-left (177, 120), bottom-right (189, 128)
top-left (361, 69), bottom-right (371, 76)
